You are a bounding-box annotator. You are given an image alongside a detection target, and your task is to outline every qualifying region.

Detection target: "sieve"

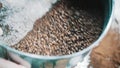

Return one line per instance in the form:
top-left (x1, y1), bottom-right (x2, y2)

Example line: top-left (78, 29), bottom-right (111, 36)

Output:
top-left (0, 0), bottom-right (114, 68)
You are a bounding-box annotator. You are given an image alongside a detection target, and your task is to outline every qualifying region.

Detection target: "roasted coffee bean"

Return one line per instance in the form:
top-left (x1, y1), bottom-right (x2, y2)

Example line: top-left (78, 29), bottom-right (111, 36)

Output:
top-left (11, 0), bottom-right (103, 56)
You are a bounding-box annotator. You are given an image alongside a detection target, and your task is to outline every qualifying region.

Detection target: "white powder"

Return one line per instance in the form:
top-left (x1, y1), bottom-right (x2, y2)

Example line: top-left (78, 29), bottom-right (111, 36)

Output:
top-left (74, 51), bottom-right (91, 68)
top-left (0, 27), bottom-right (3, 36)
top-left (0, 0), bottom-right (57, 46)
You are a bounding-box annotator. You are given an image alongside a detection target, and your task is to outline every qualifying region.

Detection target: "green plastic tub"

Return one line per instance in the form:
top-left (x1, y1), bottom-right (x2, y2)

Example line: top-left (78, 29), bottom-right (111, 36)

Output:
top-left (0, 0), bottom-right (114, 68)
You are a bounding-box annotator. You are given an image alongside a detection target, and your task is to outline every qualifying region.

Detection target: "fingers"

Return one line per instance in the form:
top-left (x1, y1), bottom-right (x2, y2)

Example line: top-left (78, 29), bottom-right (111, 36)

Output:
top-left (8, 52), bottom-right (31, 68)
top-left (0, 58), bottom-right (26, 68)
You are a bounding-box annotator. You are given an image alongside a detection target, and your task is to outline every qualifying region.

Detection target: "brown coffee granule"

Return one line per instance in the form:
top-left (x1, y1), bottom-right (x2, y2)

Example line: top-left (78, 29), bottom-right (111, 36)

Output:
top-left (11, 0), bottom-right (103, 56)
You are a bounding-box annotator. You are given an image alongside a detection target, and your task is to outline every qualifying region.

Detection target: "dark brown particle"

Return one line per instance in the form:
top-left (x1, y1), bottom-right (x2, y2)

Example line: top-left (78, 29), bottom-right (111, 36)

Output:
top-left (11, 0), bottom-right (103, 56)
top-left (0, 3), bottom-right (2, 9)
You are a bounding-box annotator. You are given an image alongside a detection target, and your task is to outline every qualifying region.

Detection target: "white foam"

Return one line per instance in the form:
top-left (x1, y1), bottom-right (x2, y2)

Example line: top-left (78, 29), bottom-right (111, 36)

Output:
top-left (0, 0), bottom-right (57, 46)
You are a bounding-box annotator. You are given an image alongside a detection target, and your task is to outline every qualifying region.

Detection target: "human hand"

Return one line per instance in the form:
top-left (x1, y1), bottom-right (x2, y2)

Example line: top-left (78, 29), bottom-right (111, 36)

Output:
top-left (0, 58), bottom-right (26, 68)
top-left (0, 27), bottom-right (31, 68)
top-left (0, 52), bottom-right (31, 68)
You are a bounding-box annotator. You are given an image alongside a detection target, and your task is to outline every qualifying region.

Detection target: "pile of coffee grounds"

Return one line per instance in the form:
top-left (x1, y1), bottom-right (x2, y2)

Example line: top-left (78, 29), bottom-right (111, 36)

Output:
top-left (11, 0), bottom-right (103, 56)
top-left (90, 30), bottom-right (120, 68)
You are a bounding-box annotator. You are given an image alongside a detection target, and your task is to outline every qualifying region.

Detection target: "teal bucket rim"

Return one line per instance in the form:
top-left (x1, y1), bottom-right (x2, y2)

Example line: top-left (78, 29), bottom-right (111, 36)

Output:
top-left (0, 0), bottom-right (115, 60)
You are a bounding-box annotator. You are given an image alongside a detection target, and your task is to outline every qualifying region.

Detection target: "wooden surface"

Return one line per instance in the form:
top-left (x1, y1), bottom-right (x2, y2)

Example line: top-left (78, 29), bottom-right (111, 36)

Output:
top-left (90, 0), bottom-right (120, 68)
